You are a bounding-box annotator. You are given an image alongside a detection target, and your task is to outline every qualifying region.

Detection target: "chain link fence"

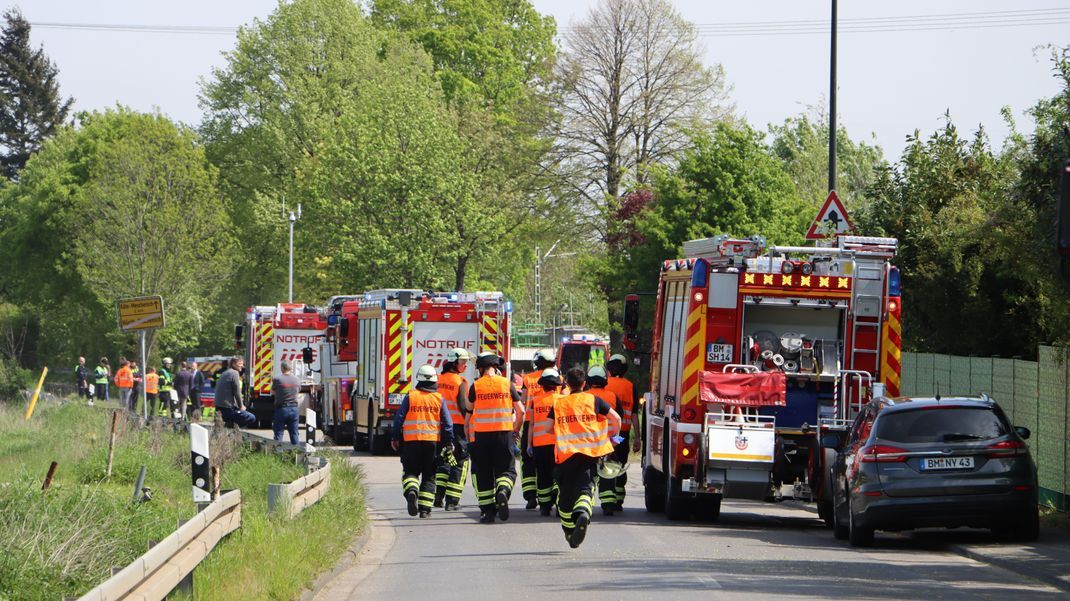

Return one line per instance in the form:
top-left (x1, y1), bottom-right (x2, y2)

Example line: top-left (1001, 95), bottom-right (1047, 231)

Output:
top-left (901, 347), bottom-right (1069, 510)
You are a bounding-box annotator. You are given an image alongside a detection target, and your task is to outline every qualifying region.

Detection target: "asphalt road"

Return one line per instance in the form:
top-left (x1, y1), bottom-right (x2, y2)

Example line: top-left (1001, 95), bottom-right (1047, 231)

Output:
top-left (312, 448), bottom-right (1062, 601)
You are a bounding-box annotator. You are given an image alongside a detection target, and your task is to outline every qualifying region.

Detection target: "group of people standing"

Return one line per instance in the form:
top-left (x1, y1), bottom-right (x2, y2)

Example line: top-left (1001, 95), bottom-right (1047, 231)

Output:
top-left (392, 349), bottom-right (638, 548)
top-left (74, 355), bottom-right (209, 420)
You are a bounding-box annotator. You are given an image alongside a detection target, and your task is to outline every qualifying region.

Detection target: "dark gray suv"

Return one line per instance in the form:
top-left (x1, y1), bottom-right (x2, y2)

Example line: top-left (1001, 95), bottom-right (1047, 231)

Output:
top-left (826, 396), bottom-right (1039, 547)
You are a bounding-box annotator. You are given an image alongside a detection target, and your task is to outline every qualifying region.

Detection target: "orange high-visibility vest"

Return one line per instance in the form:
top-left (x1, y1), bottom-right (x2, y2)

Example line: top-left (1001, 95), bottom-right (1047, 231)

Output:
top-left (115, 367), bottom-right (133, 389)
top-left (522, 372), bottom-right (541, 422)
top-left (590, 387), bottom-right (618, 418)
top-left (438, 372), bottom-right (467, 426)
top-left (472, 374), bottom-right (513, 433)
top-left (606, 376), bottom-right (635, 432)
top-left (403, 389), bottom-right (443, 443)
top-left (530, 389), bottom-right (559, 447)
top-left (144, 373), bottom-right (159, 394)
top-left (553, 392), bottom-right (612, 463)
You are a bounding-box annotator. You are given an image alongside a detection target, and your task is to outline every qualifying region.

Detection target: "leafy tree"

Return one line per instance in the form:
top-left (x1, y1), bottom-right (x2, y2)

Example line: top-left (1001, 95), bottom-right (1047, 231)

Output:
top-left (594, 122), bottom-right (808, 326)
top-left (768, 110), bottom-right (885, 211)
top-left (858, 117), bottom-right (1029, 356)
top-left (555, 0), bottom-right (730, 237)
top-left (0, 109), bottom-right (233, 364)
top-left (0, 9), bottom-right (72, 180)
top-left (369, 0), bottom-right (563, 293)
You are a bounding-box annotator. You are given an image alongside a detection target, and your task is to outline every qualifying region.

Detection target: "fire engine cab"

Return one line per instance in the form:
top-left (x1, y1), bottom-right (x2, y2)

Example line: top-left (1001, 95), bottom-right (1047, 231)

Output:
top-left (243, 304), bottom-right (327, 427)
top-left (624, 234), bottom-right (902, 523)
top-left (338, 290), bottom-right (512, 454)
top-left (557, 334), bottom-right (609, 373)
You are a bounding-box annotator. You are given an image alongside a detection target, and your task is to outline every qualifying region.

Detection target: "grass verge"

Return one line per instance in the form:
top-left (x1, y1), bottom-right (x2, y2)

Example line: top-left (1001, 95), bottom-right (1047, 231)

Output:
top-left (0, 399), bottom-right (365, 601)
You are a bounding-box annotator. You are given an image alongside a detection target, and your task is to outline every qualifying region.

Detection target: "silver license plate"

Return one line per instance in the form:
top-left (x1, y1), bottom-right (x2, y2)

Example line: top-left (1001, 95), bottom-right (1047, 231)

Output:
top-left (921, 456), bottom-right (975, 470)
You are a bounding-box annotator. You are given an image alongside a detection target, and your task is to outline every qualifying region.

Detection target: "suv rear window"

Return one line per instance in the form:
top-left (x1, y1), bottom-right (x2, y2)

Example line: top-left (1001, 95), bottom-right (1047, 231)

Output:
top-left (875, 407), bottom-right (1009, 444)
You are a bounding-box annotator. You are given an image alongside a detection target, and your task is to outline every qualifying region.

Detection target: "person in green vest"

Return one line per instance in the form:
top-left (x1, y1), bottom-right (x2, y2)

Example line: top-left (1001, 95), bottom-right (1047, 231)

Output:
top-left (159, 357), bottom-right (176, 417)
top-left (93, 357), bottom-right (110, 403)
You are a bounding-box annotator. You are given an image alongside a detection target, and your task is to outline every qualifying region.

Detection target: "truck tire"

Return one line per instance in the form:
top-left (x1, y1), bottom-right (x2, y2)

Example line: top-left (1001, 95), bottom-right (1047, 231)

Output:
top-left (832, 486), bottom-right (849, 540)
top-left (368, 404), bottom-right (389, 455)
top-left (695, 495), bottom-right (722, 523)
top-left (817, 448), bottom-right (836, 527)
top-left (662, 429), bottom-right (691, 521)
top-left (643, 465), bottom-right (665, 513)
top-left (664, 475), bottom-right (690, 521)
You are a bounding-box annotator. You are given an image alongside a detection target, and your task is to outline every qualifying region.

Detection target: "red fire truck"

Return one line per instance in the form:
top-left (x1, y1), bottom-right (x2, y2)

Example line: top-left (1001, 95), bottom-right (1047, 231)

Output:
top-left (556, 333), bottom-right (610, 373)
top-left (243, 303), bottom-right (327, 427)
top-left (624, 234), bottom-right (902, 523)
top-left (334, 290), bottom-right (512, 454)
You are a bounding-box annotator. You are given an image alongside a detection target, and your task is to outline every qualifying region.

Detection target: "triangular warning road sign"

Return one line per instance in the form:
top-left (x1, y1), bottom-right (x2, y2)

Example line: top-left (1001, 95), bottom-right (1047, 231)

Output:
top-left (805, 190), bottom-right (855, 240)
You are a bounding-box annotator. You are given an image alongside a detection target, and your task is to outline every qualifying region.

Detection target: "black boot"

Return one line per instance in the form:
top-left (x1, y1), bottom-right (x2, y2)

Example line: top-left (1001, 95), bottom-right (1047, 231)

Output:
top-left (569, 510), bottom-right (590, 548)
top-left (525, 497), bottom-right (538, 510)
top-left (496, 489), bottom-right (510, 522)
top-left (405, 491), bottom-right (418, 517)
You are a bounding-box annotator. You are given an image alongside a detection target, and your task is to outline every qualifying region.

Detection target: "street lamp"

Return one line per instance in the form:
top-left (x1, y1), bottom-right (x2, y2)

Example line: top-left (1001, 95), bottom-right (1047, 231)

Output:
top-left (534, 239), bottom-right (577, 327)
top-left (286, 203), bottom-right (302, 303)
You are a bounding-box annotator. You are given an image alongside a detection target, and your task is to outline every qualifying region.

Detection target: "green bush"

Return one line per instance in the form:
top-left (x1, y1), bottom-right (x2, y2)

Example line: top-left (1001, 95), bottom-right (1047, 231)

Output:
top-left (0, 357), bottom-right (31, 402)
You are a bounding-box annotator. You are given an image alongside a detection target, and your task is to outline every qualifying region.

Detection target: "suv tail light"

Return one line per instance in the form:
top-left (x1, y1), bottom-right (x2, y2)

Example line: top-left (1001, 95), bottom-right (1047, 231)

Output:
top-left (986, 440), bottom-right (1027, 458)
top-left (859, 444), bottom-right (907, 463)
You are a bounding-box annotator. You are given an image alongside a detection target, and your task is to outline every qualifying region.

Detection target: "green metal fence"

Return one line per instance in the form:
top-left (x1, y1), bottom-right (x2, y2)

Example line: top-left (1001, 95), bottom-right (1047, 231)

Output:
top-left (901, 347), bottom-right (1070, 510)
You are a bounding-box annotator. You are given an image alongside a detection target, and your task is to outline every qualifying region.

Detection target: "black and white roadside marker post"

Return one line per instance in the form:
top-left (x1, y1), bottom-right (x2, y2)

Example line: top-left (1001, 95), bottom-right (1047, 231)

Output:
top-left (190, 423), bottom-right (210, 504)
top-left (305, 408), bottom-right (317, 456)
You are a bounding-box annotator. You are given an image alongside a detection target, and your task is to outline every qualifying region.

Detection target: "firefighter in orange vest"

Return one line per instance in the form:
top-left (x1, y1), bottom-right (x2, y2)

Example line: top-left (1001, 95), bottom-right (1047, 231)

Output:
top-left (552, 367), bottom-right (620, 548)
top-left (144, 367), bottom-right (160, 417)
top-left (391, 365), bottom-right (454, 518)
top-left (434, 348), bottom-right (472, 511)
top-left (467, 351), bottom-right (523, 523)
top-left (520, 348), bottom-right (556, 509)
top-left (585, 365), bottom-right (624, 515)
top-left (604, 354), bottom-right (641, 510)
top-left (525, 367), bottom-right (562, 516)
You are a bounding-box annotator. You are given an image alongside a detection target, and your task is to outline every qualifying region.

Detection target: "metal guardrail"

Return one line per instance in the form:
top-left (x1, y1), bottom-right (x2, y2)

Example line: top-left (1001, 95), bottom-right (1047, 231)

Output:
top-left (77, 489), bottom-right (242, 601)
top-left (268, 459), bottom-right (331, 518)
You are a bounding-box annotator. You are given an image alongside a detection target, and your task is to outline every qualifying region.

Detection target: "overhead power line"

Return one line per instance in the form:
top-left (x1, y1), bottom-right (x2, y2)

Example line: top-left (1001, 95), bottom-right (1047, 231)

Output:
top-left (30, 7), bottom-right (1070, 38)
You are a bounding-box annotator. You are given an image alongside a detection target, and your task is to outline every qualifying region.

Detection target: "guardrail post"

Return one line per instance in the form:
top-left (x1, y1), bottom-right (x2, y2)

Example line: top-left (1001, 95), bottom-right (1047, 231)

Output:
top-left (175, 517), bottom-right (194, 596)
top-left (132, 466), bottom-right (147, 503)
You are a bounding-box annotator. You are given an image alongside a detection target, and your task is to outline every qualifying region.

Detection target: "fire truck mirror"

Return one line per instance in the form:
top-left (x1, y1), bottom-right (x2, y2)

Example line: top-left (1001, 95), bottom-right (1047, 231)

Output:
top-left (398, 291), bottom-right (413, 307)
top-left (1058, 159), bottom-right (1070, 257)
top-left (339, 317), bottom-right (350, 339)
top-left (302, 347), bottom-right (314, 365)
top-left (233, 325), bottom-right (243, 349)
top-left (623, 295), bottom-right (640, 332)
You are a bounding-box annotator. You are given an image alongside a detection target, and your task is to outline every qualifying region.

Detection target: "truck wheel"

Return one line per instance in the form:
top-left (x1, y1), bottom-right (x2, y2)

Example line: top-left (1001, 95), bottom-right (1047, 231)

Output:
top-left (643, 466), bottom-right (665, 513)
top-left (352, 420), bottom-right (368, 452)
top-left (695, 495), bottom-right (722, 522)
top-left (832, 487), bottom-right (849, 541)
top-left (664, 475), bottom-right (690, 521)
top-left (818, 500), bottom-right (834, 527)
top-left (370, 429), bottom-right (389, 455)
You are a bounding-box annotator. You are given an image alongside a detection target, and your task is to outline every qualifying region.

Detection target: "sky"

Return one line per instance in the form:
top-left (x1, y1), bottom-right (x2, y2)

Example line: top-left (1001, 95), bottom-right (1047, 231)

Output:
top-left (19, 0), bottom-right (1070, 161)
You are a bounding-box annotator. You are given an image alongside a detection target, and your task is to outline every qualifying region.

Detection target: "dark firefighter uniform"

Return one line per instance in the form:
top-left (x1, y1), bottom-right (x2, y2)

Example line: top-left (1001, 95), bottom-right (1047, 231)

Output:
top-left (552, 390), bottom-right (615, 548)
top-left (589, 384), bottom-right (622, 514)
top-left (392, 381), bottom-right (454, 518)
top-left (519, 370), bottom-right (541, 508)
top-left (434, 369), bottom-right (469, 510)
top-left (605, 372), bottom-right (638, 510)
top-left (527, 369), bottom-right (561, 515)
top-left (468, 364), bottom-right (522, 523)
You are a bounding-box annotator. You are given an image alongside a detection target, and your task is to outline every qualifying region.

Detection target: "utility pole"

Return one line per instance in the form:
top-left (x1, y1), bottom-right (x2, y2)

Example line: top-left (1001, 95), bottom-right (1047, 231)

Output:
top-left (828, 0), bottom-right (838, 193)
top-left (287, 203), bottom-right (302, 303)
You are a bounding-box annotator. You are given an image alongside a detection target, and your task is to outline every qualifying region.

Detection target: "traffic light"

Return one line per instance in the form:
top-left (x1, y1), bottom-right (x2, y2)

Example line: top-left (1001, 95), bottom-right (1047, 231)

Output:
top-left (1058, 159), bottom-right (1070, 256)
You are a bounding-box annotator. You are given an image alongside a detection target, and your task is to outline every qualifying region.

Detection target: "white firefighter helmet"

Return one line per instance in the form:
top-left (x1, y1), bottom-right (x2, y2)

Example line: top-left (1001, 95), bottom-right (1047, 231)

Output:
top-left (597, 457), bottom-right (627, 480)
top-left (163, 357), bottom-right (173, 365)
top-left (607, 354), bottom-right (627, 366)
top-left (476, 351), bottom-right (501, 369)
top-left (538, 367), bottom-right (562, 386)
top-left (532, 348), bottom-right (556, 368)
top-left (587, 365), bottom-right (608, 380)
top-left (415, 364), bottom-right (438, 384)
top-left (446, 348), bottom-right (472, 363)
